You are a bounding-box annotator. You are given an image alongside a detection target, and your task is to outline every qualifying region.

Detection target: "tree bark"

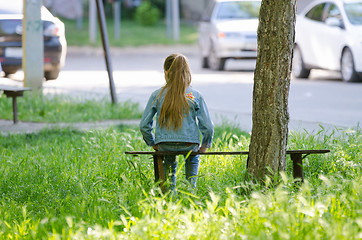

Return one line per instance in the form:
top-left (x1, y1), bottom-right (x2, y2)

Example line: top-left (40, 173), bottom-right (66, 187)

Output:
top-left (247, 0), bottom-right (297, 180)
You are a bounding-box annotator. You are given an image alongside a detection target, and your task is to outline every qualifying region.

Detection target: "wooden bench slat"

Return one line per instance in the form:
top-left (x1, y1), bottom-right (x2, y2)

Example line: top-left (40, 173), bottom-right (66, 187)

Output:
top-left (125, 151), bottom-right (249, 155)
top-left (125, 150), bottom-right (330, 156)
top-left (0, 86), bottom-right (31, 92)
top-left (125, 149), bottom-right (330, 189)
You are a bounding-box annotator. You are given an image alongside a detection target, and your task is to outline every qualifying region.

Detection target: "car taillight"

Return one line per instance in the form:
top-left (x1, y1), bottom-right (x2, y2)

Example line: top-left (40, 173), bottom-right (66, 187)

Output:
top-left (218, 32), bottom-right (226, 38)
top-left (43, 24), bottom-right (61, 37)
top-left (218, 32), bottom-right (244, 38)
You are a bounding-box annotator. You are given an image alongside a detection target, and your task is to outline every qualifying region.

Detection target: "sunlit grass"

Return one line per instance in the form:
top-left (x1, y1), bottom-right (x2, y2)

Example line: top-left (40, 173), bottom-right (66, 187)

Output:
top-left (0, 123), bottom-right (361, 239)
top-left (0, 92), bottom-right (142, 122)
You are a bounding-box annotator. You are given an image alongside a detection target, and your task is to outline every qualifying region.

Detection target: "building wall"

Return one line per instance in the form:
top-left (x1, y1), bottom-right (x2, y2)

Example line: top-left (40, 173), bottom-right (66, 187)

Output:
top-left (180, 0), bottom-right (316, 21)
top-left (43, 0), bottom-right (83, 19)
top-left (296, 0), bottom-right (315, 13)
top-left (180, 0), bottom-right (210, 21)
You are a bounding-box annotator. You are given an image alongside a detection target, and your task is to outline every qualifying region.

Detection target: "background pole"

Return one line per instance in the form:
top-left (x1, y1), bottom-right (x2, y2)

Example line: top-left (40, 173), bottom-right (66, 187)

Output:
top-left (95, 0), bottom-right (117, 104)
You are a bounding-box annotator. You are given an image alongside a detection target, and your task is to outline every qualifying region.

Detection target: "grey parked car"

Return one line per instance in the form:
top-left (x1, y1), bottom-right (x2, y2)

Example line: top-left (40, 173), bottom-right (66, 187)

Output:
top-left (0, 0), bottom-right (67, 80)
top-left (198, 0), bottom-right (261, 70)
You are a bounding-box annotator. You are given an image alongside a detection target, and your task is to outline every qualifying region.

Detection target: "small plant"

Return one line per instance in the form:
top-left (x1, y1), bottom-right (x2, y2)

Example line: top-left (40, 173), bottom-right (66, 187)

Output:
top-left (135, 1), bottom-right (161, 26)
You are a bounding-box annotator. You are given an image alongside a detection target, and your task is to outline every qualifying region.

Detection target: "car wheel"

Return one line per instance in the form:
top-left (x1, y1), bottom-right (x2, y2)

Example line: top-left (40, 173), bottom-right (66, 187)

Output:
top-left (44, 69), bottom-right (60, 80)
top-left (2, 66), bottom-right (19, 76)
top-left (201, 57), bottom-right (209, 68)
top-left (341, 48), bottom-right (360, 82)
top-left (208, 45), bottom-right (226, 71)
top-left (292, 46), bottom-right (310, 79)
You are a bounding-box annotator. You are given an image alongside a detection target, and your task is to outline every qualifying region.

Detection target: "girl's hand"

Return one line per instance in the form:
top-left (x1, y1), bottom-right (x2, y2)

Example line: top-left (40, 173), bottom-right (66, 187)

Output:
top-left (198, 146), bottom-right (207, 153)
top-left (152, 145), bottom-right (159, 151)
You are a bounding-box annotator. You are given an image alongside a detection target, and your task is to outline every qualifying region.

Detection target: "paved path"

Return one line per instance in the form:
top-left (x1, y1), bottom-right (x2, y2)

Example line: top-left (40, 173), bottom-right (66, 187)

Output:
top-left (0, 119), bottom-right (139, 135)
top-left (1, 44), bottom-right (361, 135)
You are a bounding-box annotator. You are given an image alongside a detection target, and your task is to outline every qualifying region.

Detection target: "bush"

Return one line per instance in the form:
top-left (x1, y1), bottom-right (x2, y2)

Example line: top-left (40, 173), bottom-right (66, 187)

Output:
top-left (135, 1), bottom-right (161, 26)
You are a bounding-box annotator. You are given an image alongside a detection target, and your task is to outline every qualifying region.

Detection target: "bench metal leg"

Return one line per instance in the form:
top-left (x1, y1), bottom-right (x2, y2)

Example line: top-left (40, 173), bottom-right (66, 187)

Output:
top-left (291, 153), bottom-right (303, 182)
top-left (153, 155), bottom-right (166, 193)
top-left (12, 96), bottom-right (18, 124)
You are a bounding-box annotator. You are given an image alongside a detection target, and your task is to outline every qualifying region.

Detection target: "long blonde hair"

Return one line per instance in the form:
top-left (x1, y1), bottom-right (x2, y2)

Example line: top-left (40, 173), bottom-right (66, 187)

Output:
top-left (157, 53), bottom-right (192, 130)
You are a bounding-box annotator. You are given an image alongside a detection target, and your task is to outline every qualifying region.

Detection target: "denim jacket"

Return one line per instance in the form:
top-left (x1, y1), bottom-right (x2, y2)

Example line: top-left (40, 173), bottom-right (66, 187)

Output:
top-left (139, 87), bottom-right (214, 148)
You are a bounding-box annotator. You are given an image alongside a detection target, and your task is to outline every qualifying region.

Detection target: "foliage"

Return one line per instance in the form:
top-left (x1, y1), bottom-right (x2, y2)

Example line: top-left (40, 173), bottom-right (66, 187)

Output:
top-left (61, 18), bottom-right (197, 47)
top-left (0, 92), bottom-right (142, 123)
top-left (134, 1), bottom-right (161, 27)
top-left (0, 123), bottom-right (361, 239)
top-left (151, 0), bottom-right (166, 18)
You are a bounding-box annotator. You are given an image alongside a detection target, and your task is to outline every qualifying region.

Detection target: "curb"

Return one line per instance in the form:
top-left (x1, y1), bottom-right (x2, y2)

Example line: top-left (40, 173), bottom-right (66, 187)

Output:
top-left (0, 119), bottom-right (140, 135)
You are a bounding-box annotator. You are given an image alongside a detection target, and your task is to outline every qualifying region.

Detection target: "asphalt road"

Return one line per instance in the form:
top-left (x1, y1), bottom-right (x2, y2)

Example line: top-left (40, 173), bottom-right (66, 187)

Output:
top-left (1, 44), bottom-right (361, 133)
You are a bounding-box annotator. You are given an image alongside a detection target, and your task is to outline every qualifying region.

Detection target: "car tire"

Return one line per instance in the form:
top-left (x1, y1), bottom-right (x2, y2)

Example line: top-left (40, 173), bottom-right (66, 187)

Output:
top-left (2, 66), bottom-right (18, 76)
top-left (292, 45), bottom-right (310, 79)
top-left (44, 69), bottom-right (60, 80)
top-left (201, 57), bottom-right (209, 68)
top-left (208, 45), bottom-right (226, 71)
top-left (341, 48), bottom-right (360, 82)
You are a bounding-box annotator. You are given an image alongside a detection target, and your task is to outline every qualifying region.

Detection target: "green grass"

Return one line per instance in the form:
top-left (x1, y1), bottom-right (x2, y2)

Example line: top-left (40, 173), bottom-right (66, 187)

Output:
top-left (0, 122), bottom-right (361, 239)
top-left (61, 18), bottom-right (198, 47)
top-left (0, 92), bottom-right (142, 122)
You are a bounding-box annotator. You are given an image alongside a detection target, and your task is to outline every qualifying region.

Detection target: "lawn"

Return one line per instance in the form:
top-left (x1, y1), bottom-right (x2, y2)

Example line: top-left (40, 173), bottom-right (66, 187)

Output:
top-left (0, 93), bottom-right (361, 239)
top-left (61, 18), bottom-right (198, 47)
top-left (0, 92), bottom-right (142, 123)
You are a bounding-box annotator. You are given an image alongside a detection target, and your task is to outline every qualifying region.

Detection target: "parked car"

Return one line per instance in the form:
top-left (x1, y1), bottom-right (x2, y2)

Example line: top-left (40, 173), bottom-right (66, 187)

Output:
top-left (293, 0), bottom-right (362, 82)
top-left (0, 0), bottom-right (67, 80)
top-left (198, 0), bottom-right (261, 70)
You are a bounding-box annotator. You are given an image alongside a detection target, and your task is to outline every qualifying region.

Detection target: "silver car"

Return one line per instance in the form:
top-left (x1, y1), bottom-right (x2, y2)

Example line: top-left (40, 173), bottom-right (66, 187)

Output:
top-left (293, 0), bottom-right (362, 82)
top-left (198, 0), bottom-right (261, 70)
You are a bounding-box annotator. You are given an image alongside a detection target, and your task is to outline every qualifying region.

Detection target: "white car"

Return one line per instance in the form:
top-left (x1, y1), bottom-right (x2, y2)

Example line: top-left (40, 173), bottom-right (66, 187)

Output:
top-left (198, 0), bottom-right (261, 70)
top-left (293, 0), bottom-right (362, 82)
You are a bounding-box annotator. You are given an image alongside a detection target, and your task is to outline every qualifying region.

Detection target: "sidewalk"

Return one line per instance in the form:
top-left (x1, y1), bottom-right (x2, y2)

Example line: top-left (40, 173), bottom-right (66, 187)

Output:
top-left (1, 44), bottom-right (359, 135)
top-left (0, 119), bottom-right (140, 135)
top-left (0, 117), bottom-right (349, 136)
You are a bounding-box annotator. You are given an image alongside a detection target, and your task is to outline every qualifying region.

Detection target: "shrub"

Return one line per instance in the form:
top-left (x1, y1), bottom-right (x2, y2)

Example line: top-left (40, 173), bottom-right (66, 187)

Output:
top-left (135, 1), bottom-right (161, 26)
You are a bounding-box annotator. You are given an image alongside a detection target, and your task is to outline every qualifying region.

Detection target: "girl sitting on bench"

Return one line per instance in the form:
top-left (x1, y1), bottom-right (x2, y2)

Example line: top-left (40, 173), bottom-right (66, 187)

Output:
top-left (139, 53), bottom-right (214, 191)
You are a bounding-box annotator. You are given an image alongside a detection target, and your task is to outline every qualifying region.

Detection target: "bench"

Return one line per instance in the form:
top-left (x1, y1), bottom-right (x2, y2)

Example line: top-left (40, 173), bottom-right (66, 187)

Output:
top-left (125, 150), bottom-right (330, 192)
top-left (0, 85), bottom-right (31, 124)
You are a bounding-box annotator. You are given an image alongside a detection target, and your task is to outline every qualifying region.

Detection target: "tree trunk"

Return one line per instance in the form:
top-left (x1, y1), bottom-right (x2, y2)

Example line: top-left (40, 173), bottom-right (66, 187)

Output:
top-left (247, 0), bottom-right (297, 180)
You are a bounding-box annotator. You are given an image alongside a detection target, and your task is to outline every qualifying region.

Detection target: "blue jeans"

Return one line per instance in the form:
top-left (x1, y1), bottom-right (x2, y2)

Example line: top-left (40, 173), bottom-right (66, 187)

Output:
top-left (157, 142), bottom-right (200, 190)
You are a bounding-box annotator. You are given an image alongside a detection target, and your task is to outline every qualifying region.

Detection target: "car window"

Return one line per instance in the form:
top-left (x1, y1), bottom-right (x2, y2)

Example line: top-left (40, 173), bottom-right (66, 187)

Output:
top-left (305, 3), bottom-right (326, 22)
top-left (325, 4), bottom-right (342, 21)
top-left (344, 2), bottom-right (362, 25)
top-left (216, 1), bottom-right (260, 20)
